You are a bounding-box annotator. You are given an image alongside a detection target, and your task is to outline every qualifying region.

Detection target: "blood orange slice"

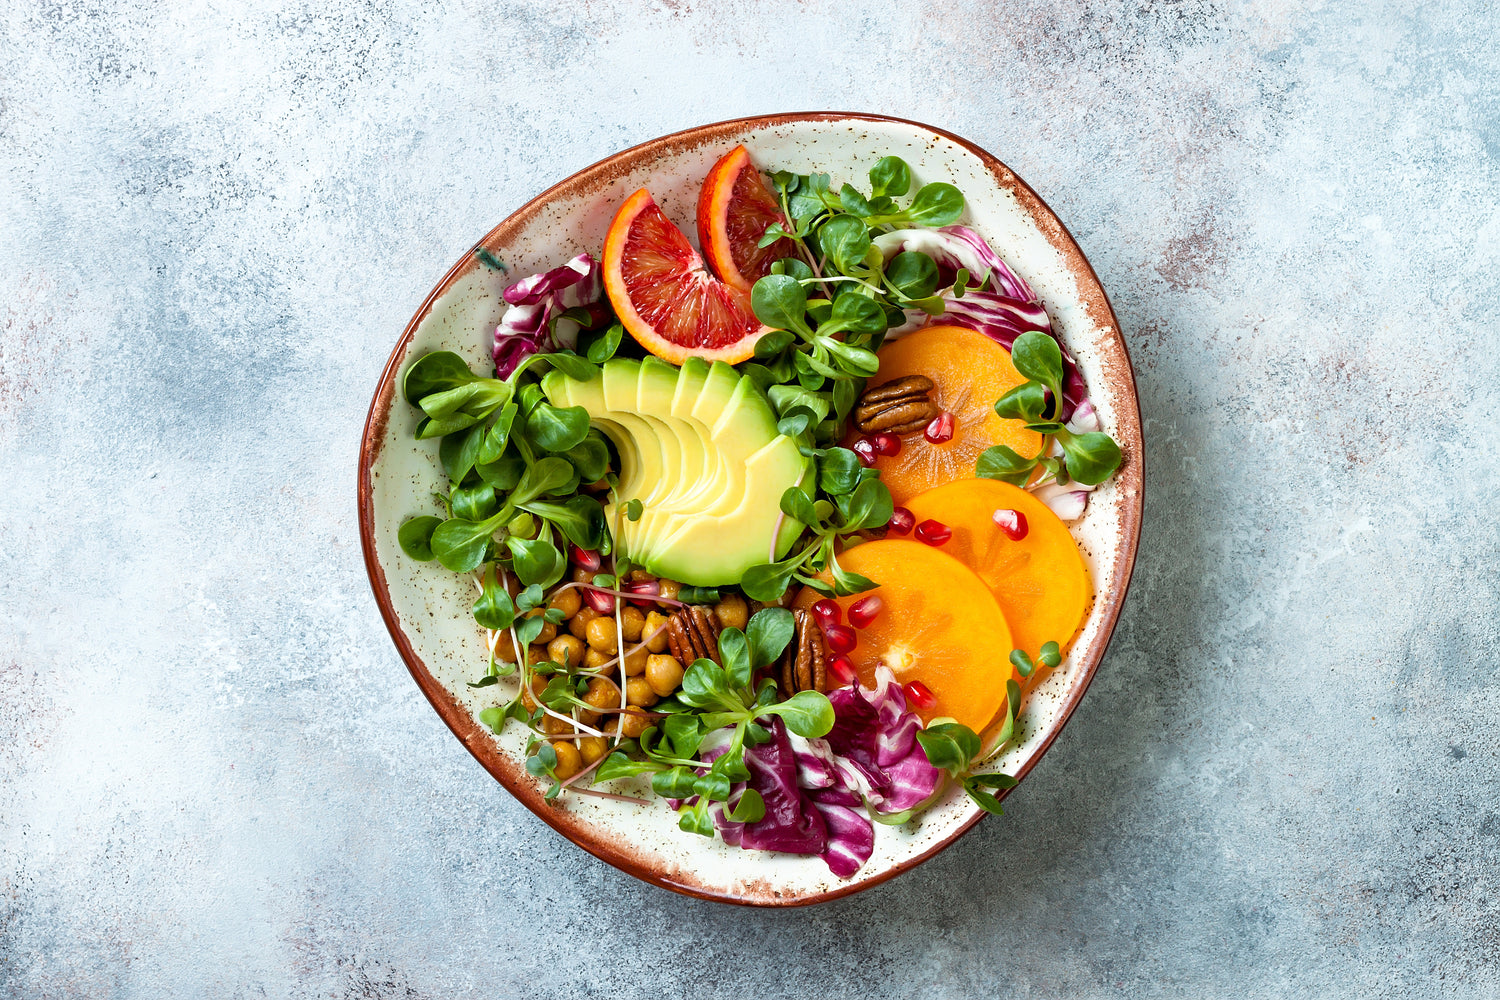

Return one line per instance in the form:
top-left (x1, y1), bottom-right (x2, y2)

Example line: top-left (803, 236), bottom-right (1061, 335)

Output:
top-left (696, 145), bottom-right (799, 293)
top-left (603, 188), bottom-right (770, 365)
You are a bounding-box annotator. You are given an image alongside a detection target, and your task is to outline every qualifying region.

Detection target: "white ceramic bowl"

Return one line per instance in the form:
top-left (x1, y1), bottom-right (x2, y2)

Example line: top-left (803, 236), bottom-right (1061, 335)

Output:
top-left (358, 113), bottom-right (1143, 905)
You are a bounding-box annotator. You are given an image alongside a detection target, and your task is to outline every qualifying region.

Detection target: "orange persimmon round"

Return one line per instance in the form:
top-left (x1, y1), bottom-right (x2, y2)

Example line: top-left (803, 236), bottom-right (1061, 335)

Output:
top-left (903, 478), bottom-right (1091, 661)
top-left (797, 539), bottom-right (1019, 732)
top-left (850, 325), bottom-right (1045, 504)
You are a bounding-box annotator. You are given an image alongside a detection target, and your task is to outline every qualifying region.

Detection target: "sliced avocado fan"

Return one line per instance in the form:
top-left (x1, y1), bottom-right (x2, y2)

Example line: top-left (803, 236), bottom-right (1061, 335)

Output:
top-left (541, 358), bottom-right (809, 587)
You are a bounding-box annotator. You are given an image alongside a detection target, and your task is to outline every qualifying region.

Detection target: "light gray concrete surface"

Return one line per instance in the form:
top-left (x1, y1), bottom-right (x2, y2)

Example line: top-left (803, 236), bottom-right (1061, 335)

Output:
top-left (3, 1), bottom-right (1497, 996)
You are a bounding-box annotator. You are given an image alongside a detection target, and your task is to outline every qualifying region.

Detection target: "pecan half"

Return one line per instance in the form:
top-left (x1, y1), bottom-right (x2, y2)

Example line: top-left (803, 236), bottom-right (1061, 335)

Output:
top-left (778, 610), bottom-right (829, 698)
top-left (855, 374), bottom-right (939, 433)
top-left (666, 606), bottom-right (720, 665)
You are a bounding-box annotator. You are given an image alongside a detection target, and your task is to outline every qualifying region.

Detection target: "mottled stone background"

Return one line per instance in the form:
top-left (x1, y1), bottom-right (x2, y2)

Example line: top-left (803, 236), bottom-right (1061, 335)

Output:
top-left (3, 1), bottom-right (1497, 996)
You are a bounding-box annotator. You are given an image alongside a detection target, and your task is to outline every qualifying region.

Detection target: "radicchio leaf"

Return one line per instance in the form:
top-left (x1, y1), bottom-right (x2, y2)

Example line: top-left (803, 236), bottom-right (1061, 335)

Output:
top-left (491, 253), bottom-right (603, 378)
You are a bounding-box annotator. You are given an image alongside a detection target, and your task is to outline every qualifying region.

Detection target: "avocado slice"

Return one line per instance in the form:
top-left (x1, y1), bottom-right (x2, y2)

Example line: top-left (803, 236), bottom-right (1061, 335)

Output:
top-left (540, 357), bottom-right (809, 586)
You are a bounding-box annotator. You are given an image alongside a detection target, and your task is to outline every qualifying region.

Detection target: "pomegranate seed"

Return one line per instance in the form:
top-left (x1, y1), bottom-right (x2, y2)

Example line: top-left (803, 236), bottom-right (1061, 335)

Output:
top-left (992, 508), bottom-right (1029, 541)
top-left (924, 411), bottom-right (955, 444)
top-left (823, 623), bottom-right (857, 655)
top-left (624, 578), bottom-right (660, 607)
top-left (851, 437), bottom-right (878, 467)
top-left (811, 599), bottom-right (842, 629)
top-left (829, 655), bottom-right (857, 687)
top-left (871, 432), bottom-right (902, 457)
top-left (848, 595), bottom-right (884, 629)
top-left (570, 545), bottom-right (601, 572)
top-left (887, 506), bottom-right (915, 535)
top-left (914, 519), bottom-right (952, 546)
top-left (584, 587), bottom-right (616, 614)
top-left (904, 680), bottom-right (937, 710)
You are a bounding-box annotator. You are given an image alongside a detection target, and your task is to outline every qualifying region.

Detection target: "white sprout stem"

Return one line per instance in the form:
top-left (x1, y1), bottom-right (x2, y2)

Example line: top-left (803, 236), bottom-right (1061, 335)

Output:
top-left (768, 511), bottom-right (786, 564)
top-left (568, 787), bottom-right (649, 805)
top-left (547, 579), bottom-right (686, 608)
top-left (611, 549), bottom-right (628, 745)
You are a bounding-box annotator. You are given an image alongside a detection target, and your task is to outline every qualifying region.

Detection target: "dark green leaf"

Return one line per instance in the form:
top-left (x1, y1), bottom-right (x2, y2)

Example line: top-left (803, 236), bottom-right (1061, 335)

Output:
top-left (515, 613), bottom-right (547, 648)
top-left (768, 384), bottom-right (831, 424)
top-left (819, 448), bottom-right (862, 497)
top-left (403, 351), bottom-right (480, 405)
top-left (837, 477), bottom-right (894, 532)
top-left (753, 329), bottom-right (796, 359)
top-left (679, 659), bottom-right (731, 708)
top-left (525, 403), bottom-right (591, 453)
top-left (675, 586), bottom-right (721, 605)
top-left (823, 338), bottom-right (880, 377)
top-left (718, 627), bottom-right (752, 689)
top-left (596, 752), bottom-right (665, 782)
top-left (751, 274), bottom-right (810, 333)
top-left (431, 516), bottom-right (499, 573)
top-left (740, 559), bottom-right (799, 603)
top-left (624, 498), bottom-right (643, 522)
top-left (473, 571), bottom-right (516, 630)
top-left (476, 452), bottom-right (526, 491)
top-left (1010, 648), bottom-right (1037, 678)
top-left (1039, 641), bottom-right (1063, 668)
top-left (439, 422), bottom-right (486, 485)
top-left (1059, 431), bottom-right (1123, 486)
top-left (838, 183), bottom-right (873, 217)
top-left (818, 215), bottom-right (872, 273)
top-left (830, 562), bottom-right (877, 597)
top-left (651, 767), bottom-right (699, 799)
top-left (1010, 331), bottom-right (1064, 389)
top-left (477, 403), bottom-right (519, 465)
top-left (581, 322), bottom-right (625, 363)
top-left (507, 536), bottom-right (565, 588)
top-left (770, 257), bottom-right (815, 282)
top-left (746, 607), bottom-right (795, 669)
top-left (763, 690), bottom-right (835, 738)
top-left (397, 516), bottom-right (442, 561)
top-left (693, 771), bottom-right (732, 802)
top-left (777, 412), bottom-right (811, 438)
top-left (869, 156), bottom-right (912, 198)
top-left (451, 482), bottom-right (497, 521)
top-left (520, 495), bottom-right (607, 551)
top-left (779, 486), bottom-right (819, 526)
top-left (976, 445), bottom-right (1038, 485)
top-left (563, 433), bottom-right (611, 482)
top-left (515, 456), bottom-right (578, 502)
top-left (539, 352), bottom-right (598, 382)
top-left (993, 382), bottom-right (1048, 422)
top-left (726, 788), bottom-right (766, 823)
top-left (662, 714), bottom-right (703, 760)
top-left (886, 251), bottom-right (940, 300)
top-left (905, 182), bottom-right (964, 227)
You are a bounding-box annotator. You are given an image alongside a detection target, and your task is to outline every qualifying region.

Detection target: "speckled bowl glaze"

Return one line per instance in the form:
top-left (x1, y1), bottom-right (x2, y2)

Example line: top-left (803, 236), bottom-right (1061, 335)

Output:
top-left (358, 113), bottom-right (1143, 906)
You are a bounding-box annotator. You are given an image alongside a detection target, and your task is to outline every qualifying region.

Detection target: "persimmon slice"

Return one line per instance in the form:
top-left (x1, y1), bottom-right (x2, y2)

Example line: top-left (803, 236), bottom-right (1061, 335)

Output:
top-left (798, 539), bottom-right (1019, 732)
top-left (696, 144), bottom-right (799, 293)
top-left (602, 188), bottom-right (770, 365)
top-left (904, 478), bottom-right (1091, 660)
top-left (852, 325), bottom-right (1046, 504)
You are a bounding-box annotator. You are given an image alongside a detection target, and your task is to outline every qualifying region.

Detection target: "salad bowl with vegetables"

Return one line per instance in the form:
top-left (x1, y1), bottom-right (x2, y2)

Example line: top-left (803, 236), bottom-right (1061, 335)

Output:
top-left (358, 113), bottom-right (1142, 905)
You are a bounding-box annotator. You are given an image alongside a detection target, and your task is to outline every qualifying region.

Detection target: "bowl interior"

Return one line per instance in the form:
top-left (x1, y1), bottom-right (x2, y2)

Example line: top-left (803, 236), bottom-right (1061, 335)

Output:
top-left (358, 113), bottom-right (1142, 905)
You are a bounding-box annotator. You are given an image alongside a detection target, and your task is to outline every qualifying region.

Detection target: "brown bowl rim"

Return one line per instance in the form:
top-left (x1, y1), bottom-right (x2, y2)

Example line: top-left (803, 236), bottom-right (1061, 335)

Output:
top-left (357, 111), bottom-right (1143, 907)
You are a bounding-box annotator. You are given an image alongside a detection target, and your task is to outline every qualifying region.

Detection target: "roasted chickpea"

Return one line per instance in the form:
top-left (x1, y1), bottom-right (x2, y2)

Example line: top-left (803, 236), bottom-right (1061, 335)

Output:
top-left (618, 710), bottom-right (652, 739)
top-left (550, 740), bottom-right (583, 780)
top-left (713, 593), bottom-right (749, 631)
top-left (620, 606), bottom-right (646, 642)
top-left (626, 676), bottom-right (660, 708)
top-left (541, 712), bottom-right (574, 736)
top-left (583, 676), bottom-right (622, 713)
top-left (656, 579), bottom-right (681, 605)
top-left (643, 611), bottom-right (672, 653)
top-left (524, 612), bottom-right (557, 646)
top-left (645, 654), bottom-right (685, 697)
top-left (585, 616), bottom-right (619, 654)
top-left (628, 569), bottom-right (655, 583)
top-left (569, 606), bottom-right (599, 640)
top-left (528, 645), bottom-right (549, 667)
top-left (571, 566), bottom-right (595, 584)
top-left (578, 735), bottom-right (608, 765)
top-left (548, 634), bottom-right (585, 668)
top-left (519, 674), bottom-right (546, 712)
top-left (583, 647), bottom-right (611, 670)
top-left (492, 632), bottom-right (520, 664)
top-left (620, 645), bottom-right (648, 676)
top-left (547, 587), bottom-right (581, 619)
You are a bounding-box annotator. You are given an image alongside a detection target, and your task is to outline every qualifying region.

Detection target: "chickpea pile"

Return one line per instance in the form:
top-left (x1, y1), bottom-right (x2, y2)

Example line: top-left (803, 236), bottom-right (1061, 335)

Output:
top-left (510, 572), bottom-right (753, 782)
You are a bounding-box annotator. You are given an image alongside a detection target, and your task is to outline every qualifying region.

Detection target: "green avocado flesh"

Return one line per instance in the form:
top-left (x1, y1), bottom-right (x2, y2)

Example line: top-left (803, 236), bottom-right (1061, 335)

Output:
top-left (541, 358), bottom-right (809, 587)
